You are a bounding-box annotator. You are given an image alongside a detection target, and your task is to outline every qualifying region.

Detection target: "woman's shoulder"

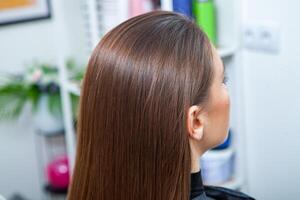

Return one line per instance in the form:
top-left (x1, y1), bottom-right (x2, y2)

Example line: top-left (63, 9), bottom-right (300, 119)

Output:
top-left (192, 186), bottom-right (255, 200)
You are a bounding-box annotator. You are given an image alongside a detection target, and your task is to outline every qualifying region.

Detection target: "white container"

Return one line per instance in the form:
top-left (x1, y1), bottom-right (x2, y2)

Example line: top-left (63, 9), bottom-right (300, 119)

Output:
top-left (200, 148), bottom-right (235, 185)
top-left (33, 94), bottom-right (64, 135)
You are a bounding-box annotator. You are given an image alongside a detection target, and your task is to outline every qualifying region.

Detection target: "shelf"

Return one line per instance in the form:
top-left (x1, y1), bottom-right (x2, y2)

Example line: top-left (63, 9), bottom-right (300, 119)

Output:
top-left (66, 81), bottom-right (81, 96)
top-left (36, 129), bottom-right (64, 138)
top-left (44, 183), bottom-right (68, 195)
top-left (218, 46), bottom-right (238, 58)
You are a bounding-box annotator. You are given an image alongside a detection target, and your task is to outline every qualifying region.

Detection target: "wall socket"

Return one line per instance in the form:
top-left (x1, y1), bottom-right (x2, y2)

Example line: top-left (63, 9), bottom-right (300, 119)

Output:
top-left (243, 22), bottom-right (280, 54)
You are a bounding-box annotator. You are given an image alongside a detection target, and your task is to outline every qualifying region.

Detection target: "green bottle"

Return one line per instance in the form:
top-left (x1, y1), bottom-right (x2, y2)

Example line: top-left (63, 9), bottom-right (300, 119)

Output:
top-left (192, 0), bottom-right (217, 45)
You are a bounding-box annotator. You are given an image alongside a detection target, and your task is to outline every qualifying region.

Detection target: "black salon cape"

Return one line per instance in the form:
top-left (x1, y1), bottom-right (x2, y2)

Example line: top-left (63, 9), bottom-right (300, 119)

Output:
top-left (190, 171), bottom-right (255, 200)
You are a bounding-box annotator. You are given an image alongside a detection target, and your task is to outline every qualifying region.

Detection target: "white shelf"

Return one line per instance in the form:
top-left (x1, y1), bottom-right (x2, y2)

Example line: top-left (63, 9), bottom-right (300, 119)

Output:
top-left (66, 81), bottom-right (81, 96)
top-left (218, 46), bottom-right (238, 58)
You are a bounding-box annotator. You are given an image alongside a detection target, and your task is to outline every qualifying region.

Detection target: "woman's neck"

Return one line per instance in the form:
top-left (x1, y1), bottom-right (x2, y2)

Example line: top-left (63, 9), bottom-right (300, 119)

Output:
top-left (191, 149), bottom-right (201, 173)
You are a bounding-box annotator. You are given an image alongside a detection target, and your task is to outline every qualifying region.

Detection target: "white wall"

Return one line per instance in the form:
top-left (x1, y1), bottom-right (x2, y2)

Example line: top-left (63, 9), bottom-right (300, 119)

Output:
top-left (242, 0), bottom-right (300, 199)
top-left (0, 0), bottom-right (86, 199)
top-left (2, 0), bottom-right (300, 199)
top-left (0, 112), bottom-right (41, 199)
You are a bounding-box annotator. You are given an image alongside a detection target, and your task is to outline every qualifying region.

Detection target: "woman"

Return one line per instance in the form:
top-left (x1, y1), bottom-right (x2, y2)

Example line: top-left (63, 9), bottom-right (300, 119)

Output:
top-left (68, 11), bottom-right (254, 200)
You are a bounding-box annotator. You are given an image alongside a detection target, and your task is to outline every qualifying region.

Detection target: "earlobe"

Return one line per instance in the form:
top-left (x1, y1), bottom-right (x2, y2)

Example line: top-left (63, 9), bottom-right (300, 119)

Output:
top-left (193, 125), bottom-right (204, 140)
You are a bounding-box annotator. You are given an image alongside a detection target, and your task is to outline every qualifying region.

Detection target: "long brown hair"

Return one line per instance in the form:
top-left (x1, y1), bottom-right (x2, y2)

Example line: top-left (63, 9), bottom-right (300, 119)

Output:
top-left (68, 11), bottom-right (214, 200)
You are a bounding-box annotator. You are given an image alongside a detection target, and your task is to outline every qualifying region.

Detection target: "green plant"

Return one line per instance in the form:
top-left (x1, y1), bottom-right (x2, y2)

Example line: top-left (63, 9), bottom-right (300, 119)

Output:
top-left (0, 60), bottom-right (84, 120)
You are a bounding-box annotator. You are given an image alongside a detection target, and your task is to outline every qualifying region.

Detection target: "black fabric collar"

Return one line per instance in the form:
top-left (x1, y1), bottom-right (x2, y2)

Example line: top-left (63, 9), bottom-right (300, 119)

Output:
top-left (190, 170), bottom-right (205, 199)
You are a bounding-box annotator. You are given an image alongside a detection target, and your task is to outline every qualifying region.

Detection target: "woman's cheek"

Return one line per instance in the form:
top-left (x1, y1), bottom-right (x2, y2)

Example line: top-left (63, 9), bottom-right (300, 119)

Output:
top-left (221, 90), bottom-right (231, 139)
top-left (204, 89), bottom-right (231, 149)
top-left (214, 90), bottom-right (231, 144)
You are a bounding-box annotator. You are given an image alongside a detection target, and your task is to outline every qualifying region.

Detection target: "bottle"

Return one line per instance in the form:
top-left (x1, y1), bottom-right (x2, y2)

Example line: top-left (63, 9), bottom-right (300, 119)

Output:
top-left (192, 0), bottom-right (217, 45)
top-left (173, 0), bottom-right (193, 19)
top-left (129, 0), bottom-right (153, 17)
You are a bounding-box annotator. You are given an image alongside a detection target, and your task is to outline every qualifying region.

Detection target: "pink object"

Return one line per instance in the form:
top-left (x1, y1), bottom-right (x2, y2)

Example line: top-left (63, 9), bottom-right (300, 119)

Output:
top-left (129, 0), bottom-right (153, 17)
top-left (46, 155), bottom-right (70, 189)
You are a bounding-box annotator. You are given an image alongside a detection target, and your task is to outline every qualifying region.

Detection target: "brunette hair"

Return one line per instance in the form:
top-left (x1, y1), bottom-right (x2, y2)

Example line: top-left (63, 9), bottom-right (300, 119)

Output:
top-left (68, 11), bottom-right (214, 200)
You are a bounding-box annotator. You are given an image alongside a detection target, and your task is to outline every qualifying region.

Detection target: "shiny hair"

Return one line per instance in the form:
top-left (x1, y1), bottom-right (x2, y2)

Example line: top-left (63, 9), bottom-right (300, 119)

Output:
top-left (68, 10), bottom-right (214, 200)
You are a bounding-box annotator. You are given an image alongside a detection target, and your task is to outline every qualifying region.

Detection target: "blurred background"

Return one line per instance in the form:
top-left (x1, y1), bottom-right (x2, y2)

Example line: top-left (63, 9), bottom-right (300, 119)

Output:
top-left (0, 0), bottom-right (299, 200)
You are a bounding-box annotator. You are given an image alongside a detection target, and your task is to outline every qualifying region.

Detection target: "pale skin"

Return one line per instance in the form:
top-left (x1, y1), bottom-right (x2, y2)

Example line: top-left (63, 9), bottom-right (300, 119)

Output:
top-left (187, 45), bottom-right (231, 173)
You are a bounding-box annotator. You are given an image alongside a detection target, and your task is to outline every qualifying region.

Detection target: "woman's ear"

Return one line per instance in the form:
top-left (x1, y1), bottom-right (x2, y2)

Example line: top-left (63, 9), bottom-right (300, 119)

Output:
top-left (187, 105), bottom-right (206, 140)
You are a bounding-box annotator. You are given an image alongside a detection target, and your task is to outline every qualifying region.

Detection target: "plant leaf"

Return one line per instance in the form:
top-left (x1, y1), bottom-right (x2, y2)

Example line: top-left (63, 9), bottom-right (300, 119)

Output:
top-left (71, 93), bottom-right (79, 120)
top-left (0, 82), bottom-right (28, 120)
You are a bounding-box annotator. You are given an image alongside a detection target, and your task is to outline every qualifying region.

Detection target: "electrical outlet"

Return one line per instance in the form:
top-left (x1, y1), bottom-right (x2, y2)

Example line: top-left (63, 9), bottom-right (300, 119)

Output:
top-left (243, 24), bottom-right (258, 50)
top-left (257, 24), bottom-right (280, 53)
top-left (242, 22), bottom-right (280, 54)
